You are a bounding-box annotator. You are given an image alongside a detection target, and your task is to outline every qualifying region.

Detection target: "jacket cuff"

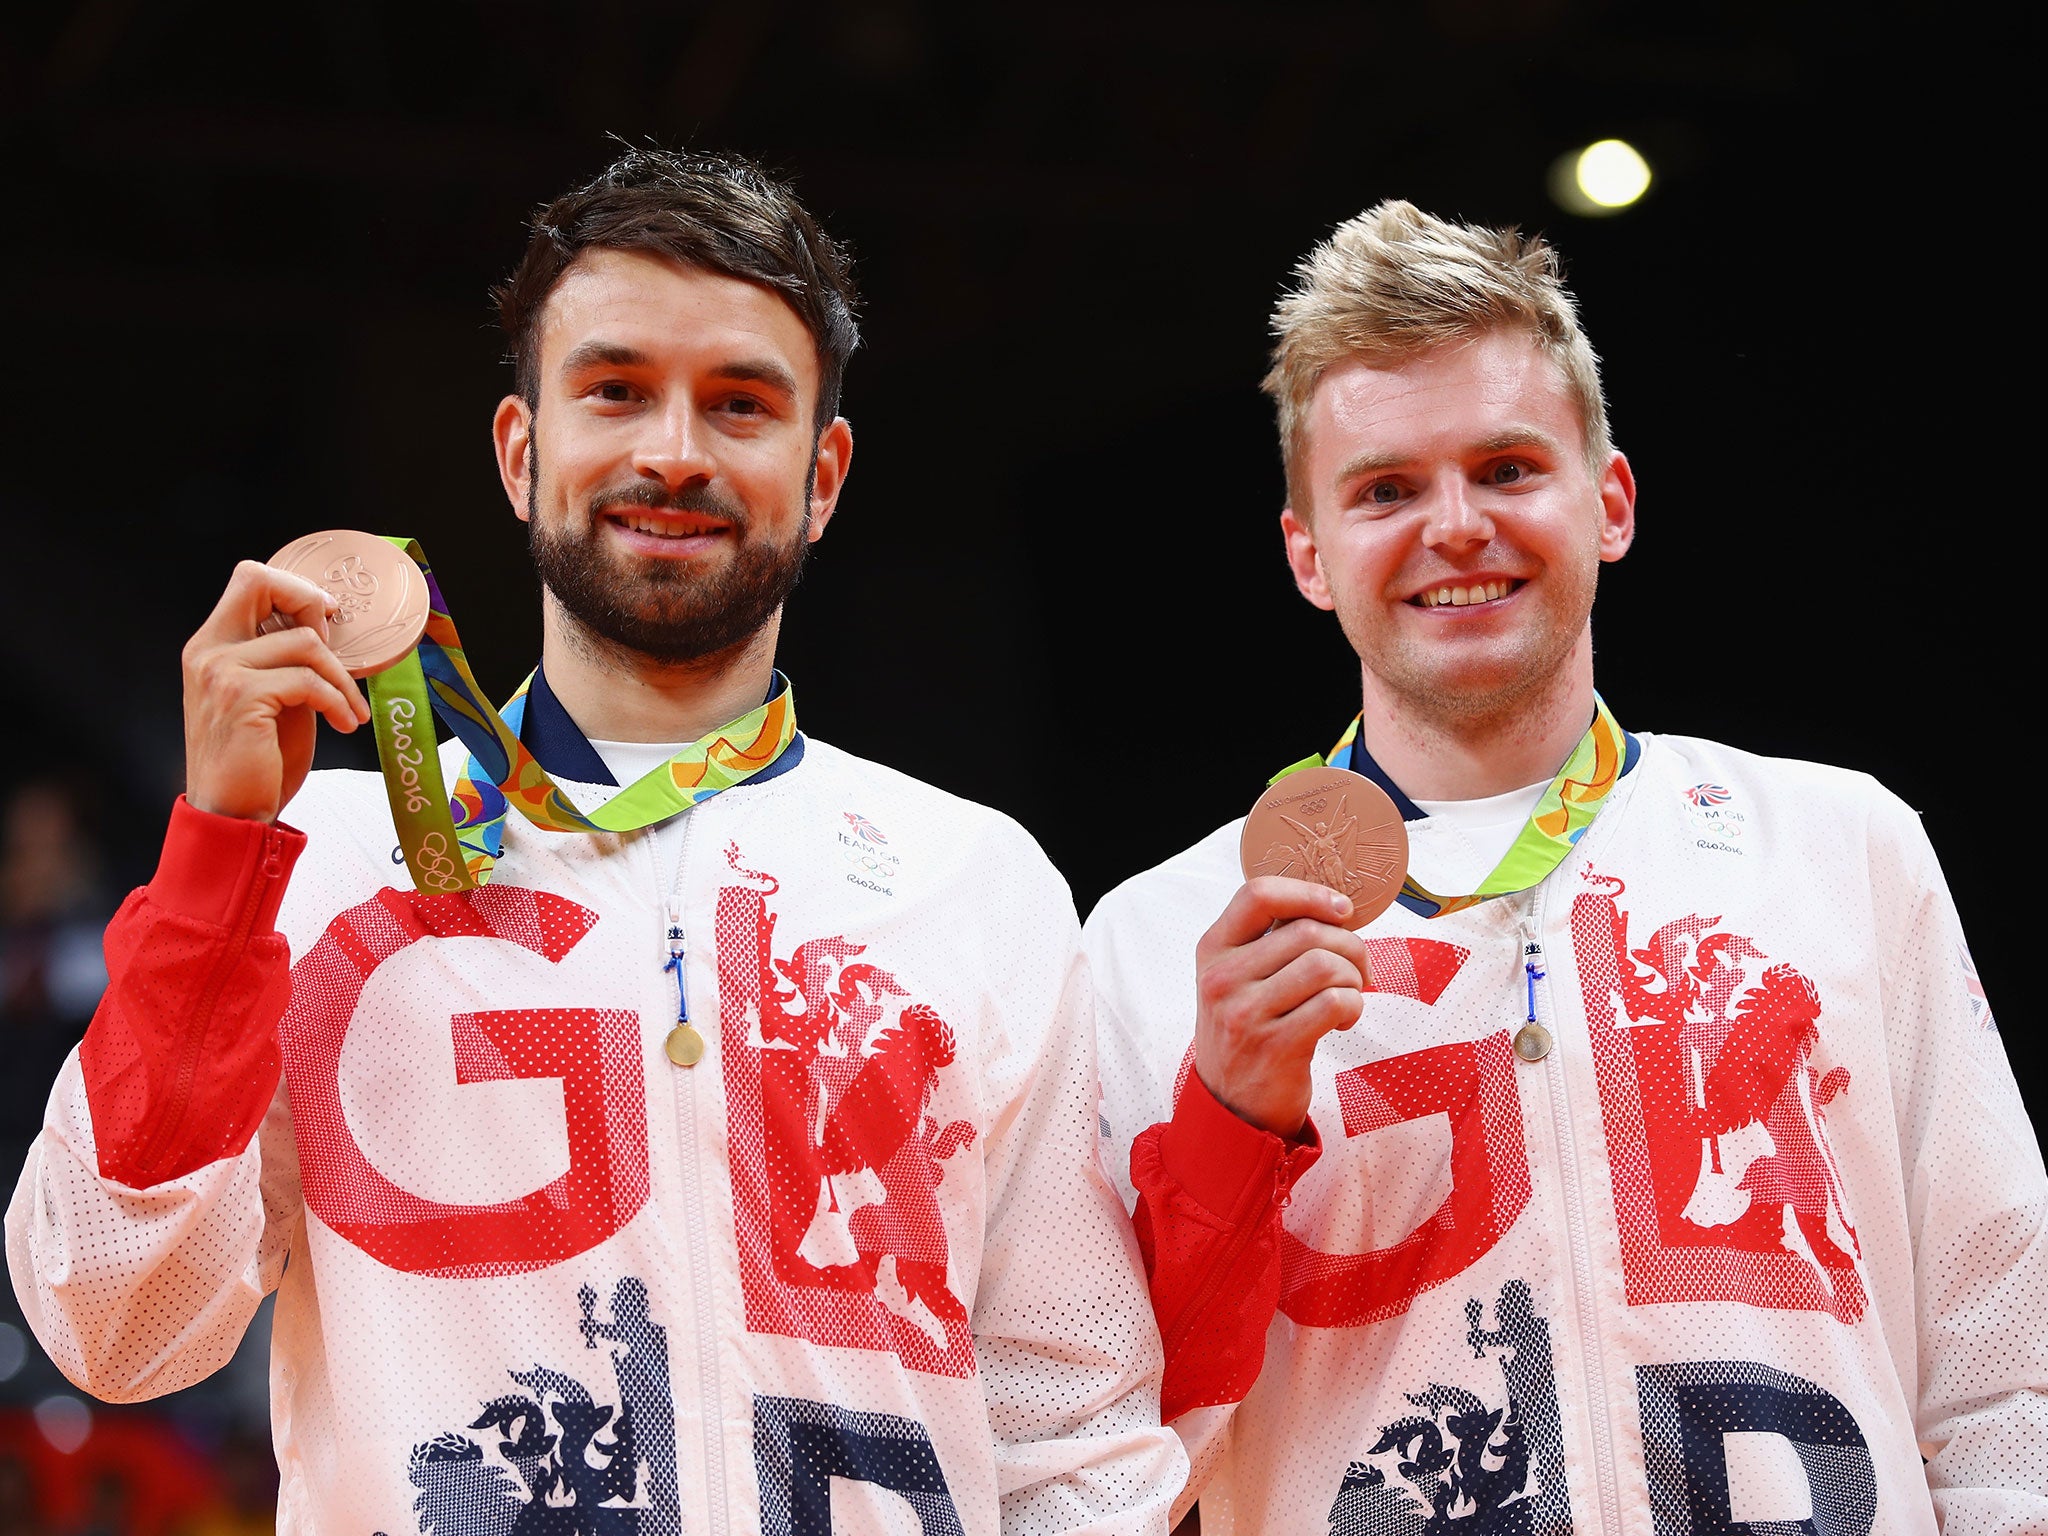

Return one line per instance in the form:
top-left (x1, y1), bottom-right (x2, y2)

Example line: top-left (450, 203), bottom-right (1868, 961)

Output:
top-left (151, 796), bottom-right (305, 930)
top-left (1160, 1069), bottom-right (1322, 1218)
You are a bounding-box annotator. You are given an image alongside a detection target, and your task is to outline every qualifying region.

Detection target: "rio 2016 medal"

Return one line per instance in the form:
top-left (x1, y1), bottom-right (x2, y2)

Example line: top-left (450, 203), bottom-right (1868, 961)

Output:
top-left (263, 530), bottom-right (430, 678)
top-left (1240, 766), bottom-right (1409, 929)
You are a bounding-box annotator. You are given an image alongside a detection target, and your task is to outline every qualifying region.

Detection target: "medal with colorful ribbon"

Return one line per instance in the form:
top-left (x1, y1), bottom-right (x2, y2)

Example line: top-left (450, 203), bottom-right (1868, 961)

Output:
top-left (1241, 696), bottom-right (1631, 923)
top-left (265, 530), bottom-right (798, 892)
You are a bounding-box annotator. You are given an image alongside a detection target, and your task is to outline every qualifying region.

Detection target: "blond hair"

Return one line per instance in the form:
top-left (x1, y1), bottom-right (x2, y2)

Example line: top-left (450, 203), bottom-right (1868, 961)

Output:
top-left (1262, 200), bottom-right (1609, 514)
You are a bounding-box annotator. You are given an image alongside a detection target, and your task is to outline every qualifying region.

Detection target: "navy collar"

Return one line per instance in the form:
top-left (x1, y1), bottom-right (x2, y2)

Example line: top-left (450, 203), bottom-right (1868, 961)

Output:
top-left (520, 661), bottom-right (807, 790)
top-left (522, 663), bottom-right (617, 784)
top-left (1340, 708), bottom-right (1641, 823)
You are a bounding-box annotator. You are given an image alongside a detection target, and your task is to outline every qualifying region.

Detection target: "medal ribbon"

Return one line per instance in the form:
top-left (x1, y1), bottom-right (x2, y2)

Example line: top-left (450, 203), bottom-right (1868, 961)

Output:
top-left (361, 537), bottom-right (798, 892)
top-left (1273, 696), bottom-right (1630, 919)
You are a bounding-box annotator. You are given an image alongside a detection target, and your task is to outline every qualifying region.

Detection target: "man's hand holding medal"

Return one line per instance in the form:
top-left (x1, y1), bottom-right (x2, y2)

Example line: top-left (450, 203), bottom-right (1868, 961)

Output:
top-left (180, 530), bottom-right (426, 825)
top-left (1194, 768), bottom-right (1408, 1138)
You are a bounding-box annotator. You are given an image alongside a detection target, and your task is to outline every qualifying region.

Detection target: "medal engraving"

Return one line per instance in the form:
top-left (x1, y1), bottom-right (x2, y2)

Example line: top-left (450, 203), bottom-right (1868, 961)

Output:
top-left (316, 551), bottom-right (380, 623)
top-left (266, 529), bottom-right (430, 678)
top-left (1241, 767), bottom-right (1409, 929)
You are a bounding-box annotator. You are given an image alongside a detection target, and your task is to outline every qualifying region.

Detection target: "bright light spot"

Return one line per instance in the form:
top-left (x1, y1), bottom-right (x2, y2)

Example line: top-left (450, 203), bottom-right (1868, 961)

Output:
top-left (1576, 139), bottom-right (1651, 208)
top-left (35, 1393), bottom-right (92, 1454)
top-left (1549, 138), bottom-right (1654, 216)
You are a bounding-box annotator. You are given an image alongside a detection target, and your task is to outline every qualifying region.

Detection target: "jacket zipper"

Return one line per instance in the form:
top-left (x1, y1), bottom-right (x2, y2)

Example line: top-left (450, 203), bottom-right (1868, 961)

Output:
top-left (136, 826), bottom-right (287, 1175)
top-left (1161, 1136), bottom-right (1312, 1361)
top-left (1525, 904), bottom-right (1621, 1536)
top-left (661, 817), bottom-right (731, 1536)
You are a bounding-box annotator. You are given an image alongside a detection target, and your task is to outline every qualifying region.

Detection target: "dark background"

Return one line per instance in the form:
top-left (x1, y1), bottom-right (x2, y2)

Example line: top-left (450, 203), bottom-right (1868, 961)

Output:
top-left (0, 2), bottom-right (2029, 1525)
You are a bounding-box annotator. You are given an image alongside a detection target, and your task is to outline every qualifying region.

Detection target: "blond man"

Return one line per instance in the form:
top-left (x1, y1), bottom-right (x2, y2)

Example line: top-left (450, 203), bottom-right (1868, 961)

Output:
top-left (1087, 201), bottom-right (2048, 1533)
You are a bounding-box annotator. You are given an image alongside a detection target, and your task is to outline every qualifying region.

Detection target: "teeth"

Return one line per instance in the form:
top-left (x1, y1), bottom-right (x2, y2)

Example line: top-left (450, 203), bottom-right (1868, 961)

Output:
top-left (1418, 579), bottom-right (1518, 608)
top-left (622, 516), bottom-right (715, 538)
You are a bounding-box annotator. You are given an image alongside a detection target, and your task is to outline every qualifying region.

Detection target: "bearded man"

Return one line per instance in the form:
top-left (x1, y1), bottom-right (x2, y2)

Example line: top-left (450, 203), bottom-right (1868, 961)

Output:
top-left (7, 148), bottom-right (1183, 1534)
top-left (1087, 202), bottom-right (2048, 1533)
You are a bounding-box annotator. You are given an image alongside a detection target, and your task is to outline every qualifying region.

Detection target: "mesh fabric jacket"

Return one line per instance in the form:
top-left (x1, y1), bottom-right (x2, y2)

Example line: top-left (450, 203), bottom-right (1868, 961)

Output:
top-left (1088, 733), bottom-right (2048, 1535)
top-left (9, 737), bottom-right (1184, 1534)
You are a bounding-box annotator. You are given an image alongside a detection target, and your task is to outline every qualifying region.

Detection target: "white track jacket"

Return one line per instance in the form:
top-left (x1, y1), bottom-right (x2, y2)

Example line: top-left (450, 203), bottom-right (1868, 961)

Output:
top-left (9, 732), bottom-right (1183, 1535)
top-left (1088, 730), bottom-right (2048, 1534)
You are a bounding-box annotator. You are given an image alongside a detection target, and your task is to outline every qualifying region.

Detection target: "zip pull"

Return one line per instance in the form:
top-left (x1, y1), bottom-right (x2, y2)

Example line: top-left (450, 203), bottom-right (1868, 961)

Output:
top-left (663, 907), bottom-right (689, 1021)
top-left (1275, 1146), bottom-right (1305, 1211)
top-left (662, 909), bottom-right (706, 1067)
top-left (1514, 939), bottom-right (1553, 1063)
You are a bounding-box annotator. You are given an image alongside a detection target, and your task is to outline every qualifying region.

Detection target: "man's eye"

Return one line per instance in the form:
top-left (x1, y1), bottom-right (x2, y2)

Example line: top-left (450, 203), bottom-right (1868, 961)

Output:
top-left (721, 397), bottom-right (765, 416)
top-left (1488, 462), bottom-right (1526, 484)
top-left (1367, 481), bottom-right (1404, 505)
top-left (596, 382), bottom-right (637, 403)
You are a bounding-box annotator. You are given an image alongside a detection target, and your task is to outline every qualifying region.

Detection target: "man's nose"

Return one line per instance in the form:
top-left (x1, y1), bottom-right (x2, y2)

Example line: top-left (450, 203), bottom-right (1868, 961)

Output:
top-left (632, 402), bottom-right (716, 488)
top-left (1420, 477), bottom-right (1493, 550)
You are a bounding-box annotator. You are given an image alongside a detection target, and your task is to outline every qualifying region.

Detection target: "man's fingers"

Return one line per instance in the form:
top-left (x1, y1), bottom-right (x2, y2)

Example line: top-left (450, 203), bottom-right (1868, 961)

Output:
top-left (1249, 945), bottom-right (1368, 1029)
top-left (190, 627), bottom-right (368, 734)
top-left (1273, 985), bottom-right (1368, 1041)
top-left (254, 665), bottom-right (366, 736)
top-left (1236, 915), bottom-right (1372, 986)
top-left (237, 627), bottom-right (370, 724)
top-left (1196, 916), bottom-right (1370, 1020)
top-left (1205, 875), bottom-right (1355, 953)
top-left (251, 563), bottom-right (336, 640)
top-left (1194, 882), bottom-right (1372, 1139)
top-left (195, 560), bottom-right (335, 649)
top-left (1197, 937), bottom-right (1368, 1061)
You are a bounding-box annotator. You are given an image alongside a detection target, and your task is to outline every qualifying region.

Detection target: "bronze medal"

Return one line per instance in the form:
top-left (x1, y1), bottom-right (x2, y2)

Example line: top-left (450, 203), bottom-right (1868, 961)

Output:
top-left (264, 530), bottom-right (430, 678)
top-left (1513, 1022), bottom-right (1553, 1062)
top-left (1240, 766), bottom-right (1409, 929)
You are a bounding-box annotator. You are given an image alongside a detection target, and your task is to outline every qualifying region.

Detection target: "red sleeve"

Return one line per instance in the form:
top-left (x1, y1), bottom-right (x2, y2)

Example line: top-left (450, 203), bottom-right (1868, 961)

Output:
top-left (76, 797), bottom-right (306, 1188)
top-left (1130, 1069), bottom-right (1320, 1422)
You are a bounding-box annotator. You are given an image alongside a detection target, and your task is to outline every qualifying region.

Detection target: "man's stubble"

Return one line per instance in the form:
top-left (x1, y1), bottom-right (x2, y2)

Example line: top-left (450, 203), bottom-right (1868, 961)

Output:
top-left (1341, 532), bottom-right (1601, 736)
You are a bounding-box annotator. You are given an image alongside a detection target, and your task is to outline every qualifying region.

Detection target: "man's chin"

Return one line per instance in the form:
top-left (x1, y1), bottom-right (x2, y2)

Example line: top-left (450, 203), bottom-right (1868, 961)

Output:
top-left (1377, 651), bottom-right (1561, 720)
top-left (582, 607), bottom-right (774, 667)
top-left (533, 512), bottom-right (809, 669)
top-left (597, 543), bottom-right (735, 586)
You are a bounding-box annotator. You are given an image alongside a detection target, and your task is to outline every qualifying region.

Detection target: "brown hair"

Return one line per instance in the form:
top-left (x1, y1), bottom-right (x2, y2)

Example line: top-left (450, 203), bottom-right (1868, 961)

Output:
top-left (1262, 200), bottom-right (1609, 515)
top-left (494, 145), bottom-right (860, 431)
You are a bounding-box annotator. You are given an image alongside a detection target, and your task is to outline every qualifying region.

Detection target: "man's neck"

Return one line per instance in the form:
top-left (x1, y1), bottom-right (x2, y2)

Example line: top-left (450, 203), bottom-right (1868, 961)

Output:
top-left (539, 599), bottom-right (782, 745)
top-left (1358, 636), bottom-right (1596, 802)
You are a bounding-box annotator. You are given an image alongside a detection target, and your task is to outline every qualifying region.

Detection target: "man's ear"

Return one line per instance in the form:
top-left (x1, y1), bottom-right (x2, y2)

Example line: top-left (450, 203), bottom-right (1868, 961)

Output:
top-left (804, 417), bottom-right (854, 543)
top-left (494, 396), bottom-right (534, 522)
top-left (1597, 449), bottom-right (1637, 562)
top-left (1281, 506), bottom-right (1335, 611)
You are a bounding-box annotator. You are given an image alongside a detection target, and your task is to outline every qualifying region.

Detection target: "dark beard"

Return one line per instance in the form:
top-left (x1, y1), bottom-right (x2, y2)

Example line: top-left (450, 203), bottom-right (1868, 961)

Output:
top-left (527, 469), bottom-right (811, 666)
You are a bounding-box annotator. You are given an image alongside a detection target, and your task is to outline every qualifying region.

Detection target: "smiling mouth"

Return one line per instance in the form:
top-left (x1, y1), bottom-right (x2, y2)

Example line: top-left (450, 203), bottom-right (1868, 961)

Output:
top-left (605, 512), bottom-right (733, 540)
top-left (1411, 579), bottom-right (1524, 609)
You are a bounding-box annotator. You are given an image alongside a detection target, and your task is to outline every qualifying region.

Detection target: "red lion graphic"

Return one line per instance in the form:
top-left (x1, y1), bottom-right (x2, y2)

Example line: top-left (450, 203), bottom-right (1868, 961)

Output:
top-left (717, 844), bottom-right (978, 1375)
top-left (1573, 876), bottom-right (1864, 1322)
